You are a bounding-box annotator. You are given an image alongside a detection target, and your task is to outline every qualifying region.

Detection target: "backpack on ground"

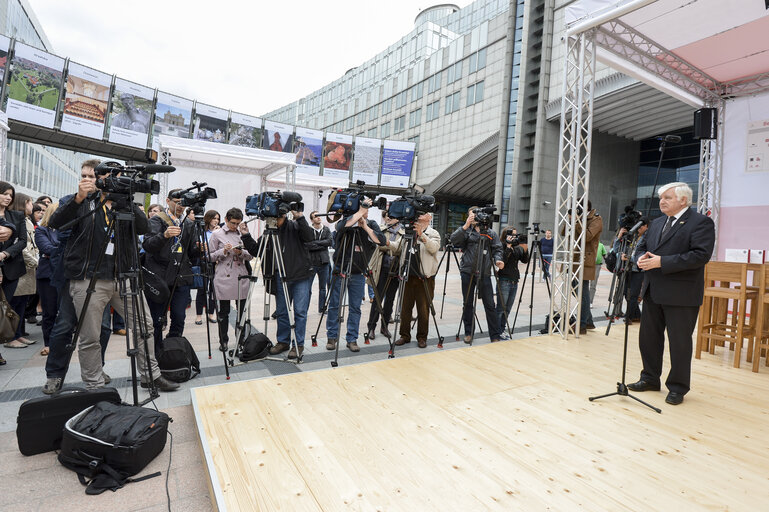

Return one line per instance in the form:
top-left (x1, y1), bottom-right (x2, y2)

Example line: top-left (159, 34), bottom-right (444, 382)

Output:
top-left (58, 401), bottom-right (169, 495)
top-left (157, 336), bottom-right (200, 382)
top-left (239, 332), bottom-right (272, 362)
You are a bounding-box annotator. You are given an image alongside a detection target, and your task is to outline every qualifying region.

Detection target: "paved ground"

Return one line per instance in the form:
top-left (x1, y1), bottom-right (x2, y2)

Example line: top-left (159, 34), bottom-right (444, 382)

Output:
top-left (0, 257), bottom-right (618, 511)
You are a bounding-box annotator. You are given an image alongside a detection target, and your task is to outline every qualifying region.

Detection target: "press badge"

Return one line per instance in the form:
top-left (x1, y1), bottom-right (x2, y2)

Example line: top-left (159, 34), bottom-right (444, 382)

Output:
top-left (105, 242), bottom-right (114, 255)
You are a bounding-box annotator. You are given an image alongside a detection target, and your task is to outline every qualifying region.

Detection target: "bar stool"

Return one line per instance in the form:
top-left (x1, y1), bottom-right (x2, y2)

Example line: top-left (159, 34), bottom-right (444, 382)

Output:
top-left (751, 263), bottom-right (769, 372)
top-left (696, 262), bottom-right (758, 368)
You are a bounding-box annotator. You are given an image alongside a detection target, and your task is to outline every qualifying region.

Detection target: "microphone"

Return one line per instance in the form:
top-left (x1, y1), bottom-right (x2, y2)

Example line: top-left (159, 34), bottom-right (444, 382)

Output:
top-left (628, 220), bottom-right (645, 235)
top-left (281, 191), bottom-right (303, 203)
top-left (655, 135), bottom-right (681, 143)
top-left (139, 164), bottom-right (176, 173)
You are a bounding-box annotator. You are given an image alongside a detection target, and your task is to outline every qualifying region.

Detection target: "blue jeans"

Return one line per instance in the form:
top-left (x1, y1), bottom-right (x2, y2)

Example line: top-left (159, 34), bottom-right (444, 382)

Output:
top-left (542, 255), bottom-right (552, 279)
top-left (367, 283), bottom-right (375, 300)
top-left (496, 278), bottom-right (518, 332)
top-left (147, 285), bottom-right (191, 357)
top-left (460, 272), bottom-right (501, 339)
top-left (326, 273), bottom-right (365, 343)
top-left (275, 274), bottom-right (312, 347)
top-left (308, 263), bottom-right (330, 313)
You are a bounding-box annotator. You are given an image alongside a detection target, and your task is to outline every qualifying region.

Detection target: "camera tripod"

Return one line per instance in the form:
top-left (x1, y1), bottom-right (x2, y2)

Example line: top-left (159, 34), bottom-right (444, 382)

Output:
top-left (389, 224), bottom-right (444, 351)
top-left (61, 193), bottom-right (159, 406)
top-left (310, 223), bottom-right (392, 367)
top-left (589, 227), bottom-right (661, 414)
top-left (435, 238), bottom-right (483, 336)
top-left (510, 225), bottom-right (552, 337)
top-left (230, 217), bottom-right (303, 365)
top-left (603, 224), bottom-right (644, 336)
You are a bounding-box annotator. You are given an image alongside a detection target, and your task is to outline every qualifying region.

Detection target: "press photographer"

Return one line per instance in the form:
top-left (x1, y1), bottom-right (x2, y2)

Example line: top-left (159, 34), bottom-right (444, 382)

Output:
top-left (48, 162), bottom-right (178, 392)
top-left (496, 227), bottom-right (528, 335)
top-left (450, 206), bottom-right (505, 343)
top-left (142, 188), bottom-right (202, 358)
top-left (365, 212), bottom-right (401, 341)
top-left (241, 191), bottom-right (315, 359)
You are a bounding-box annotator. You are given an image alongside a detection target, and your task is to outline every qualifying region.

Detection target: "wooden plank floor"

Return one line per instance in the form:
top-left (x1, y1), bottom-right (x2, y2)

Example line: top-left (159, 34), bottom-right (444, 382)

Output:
top-left (192, 328), bottom-right (769, 511)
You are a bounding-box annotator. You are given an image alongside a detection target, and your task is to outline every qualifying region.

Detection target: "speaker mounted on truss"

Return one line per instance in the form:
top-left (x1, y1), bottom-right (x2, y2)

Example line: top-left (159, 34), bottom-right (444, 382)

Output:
top-left (693, 108), bottom-right (717, 140)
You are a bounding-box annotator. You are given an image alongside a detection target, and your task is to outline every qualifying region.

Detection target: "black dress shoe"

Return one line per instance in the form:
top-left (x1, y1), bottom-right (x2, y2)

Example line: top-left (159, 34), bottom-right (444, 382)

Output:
top-left (665, 392), bottom-right (684, 405)
top-left (627, 380), bottom-right (660, 392)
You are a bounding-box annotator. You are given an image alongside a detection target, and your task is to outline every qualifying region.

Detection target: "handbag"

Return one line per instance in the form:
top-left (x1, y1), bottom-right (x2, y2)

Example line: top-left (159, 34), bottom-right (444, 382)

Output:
top-left (0, 286), bottom-right (20, 342)
top-left (191, 265), bottom-right (204, 289)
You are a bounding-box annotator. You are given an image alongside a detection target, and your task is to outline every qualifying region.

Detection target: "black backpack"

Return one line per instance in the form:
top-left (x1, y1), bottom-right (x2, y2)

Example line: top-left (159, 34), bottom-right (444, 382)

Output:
top-left (58, 402), bottom-right (169, 494)
top-left (604, 251), bottom-right (618, 273)
top-left (157, 336), bottom-right (200, 382)
top-left (239, 332), bottom-right (272, 362)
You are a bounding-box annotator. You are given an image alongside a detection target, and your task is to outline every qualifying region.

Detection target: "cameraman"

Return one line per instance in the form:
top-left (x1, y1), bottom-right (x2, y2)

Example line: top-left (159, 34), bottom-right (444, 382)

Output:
top-left (450, 207), bottom-right (505, 343)
top-left (326, 197), bottom-right (386, 352)
top-left (366, 213), bottom-right (401, 340)
top-left (495, 227), bottom-right (529, 335)
top-left (613, 219), bottom-right (648, 323)
top-left (240, 205), bottom-right (315, 359)
top-left (48, 164), bottom-right (178, 391)
top-left (142, 189), bottom-right (201, 357)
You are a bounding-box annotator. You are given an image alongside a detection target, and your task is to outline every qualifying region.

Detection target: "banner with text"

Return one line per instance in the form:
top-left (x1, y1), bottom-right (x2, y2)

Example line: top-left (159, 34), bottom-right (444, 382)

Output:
top-left (263, 120), bottom-right (294, 153)
top-left (193, 103), bottom-right (228, 143)
top-left (229, 112), bottom-right (262, 148)
top-left (352, 136), bottom-right (381, 186)
top-left (6, 42), bottom-right (65, 128)
top-left (294, 126), bottom-right (323, 176)
top-left (323, 132), bottom-right (353, 180)
top-left (108, 77), bottom-right (153, 149)
top-left (61, 62), bottom-right (111, 139)
top-left (380, 140), bottom-right (415, 188)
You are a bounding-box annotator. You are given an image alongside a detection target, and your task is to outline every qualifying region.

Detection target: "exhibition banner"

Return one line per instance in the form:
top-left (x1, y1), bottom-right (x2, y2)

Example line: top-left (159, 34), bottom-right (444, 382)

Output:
top-left (6, 42), bottom-right (65, 128)
top-left (294, 126), bottom-right (323, 176)
top-left (352, 136), bottom-right (381, 186)
top-left (153, 91), bottom-right (192, 138)
top-left (61, 62), bottom-right (111, 139)
top-left (0, 36), bottom-right (10, 83)
top-left (229, 112), bottom-right (262, 148)
top-left (193, 102), bottom-right (228, 143)
top-left (380, 140), bottom-right (415, 188)
top-left (323, 132), bottom-right (353, 180)
top-left (263, 120), bottom-right (294, 153)
top-left (108, 77), bottom-right (154, 148)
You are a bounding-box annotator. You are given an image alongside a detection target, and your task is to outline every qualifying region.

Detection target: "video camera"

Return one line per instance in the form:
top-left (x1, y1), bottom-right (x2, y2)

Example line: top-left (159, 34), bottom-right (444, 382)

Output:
top-left (472, 205), bottom-right (498, 229)
top-left (387, 194), bottom-right (436, 224)
top-left (94, 161), bottom-right (174, 197)
top-left (618, 205), bottom-right (643, 231)
top-left (245, 190), bottom-right (304, 219)
top-left (169, 182), bottom-right (217, 216)
top-left (327, 180), bottom-right (386, 217)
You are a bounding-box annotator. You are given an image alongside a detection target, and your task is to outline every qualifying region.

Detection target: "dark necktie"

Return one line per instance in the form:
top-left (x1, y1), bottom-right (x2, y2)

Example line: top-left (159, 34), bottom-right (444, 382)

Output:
top-left (661, 216), bottom-right (675, 238)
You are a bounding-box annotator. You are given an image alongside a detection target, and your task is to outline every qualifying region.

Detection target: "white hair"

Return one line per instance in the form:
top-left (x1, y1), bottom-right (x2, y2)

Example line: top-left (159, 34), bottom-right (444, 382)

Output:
top-left (658, 182), bottom-right (692, 206)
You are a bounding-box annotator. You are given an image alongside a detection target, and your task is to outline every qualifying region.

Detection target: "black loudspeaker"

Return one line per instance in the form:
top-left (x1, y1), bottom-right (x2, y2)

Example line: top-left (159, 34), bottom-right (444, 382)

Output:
top-left (693, 108), bottom-right (717, 140)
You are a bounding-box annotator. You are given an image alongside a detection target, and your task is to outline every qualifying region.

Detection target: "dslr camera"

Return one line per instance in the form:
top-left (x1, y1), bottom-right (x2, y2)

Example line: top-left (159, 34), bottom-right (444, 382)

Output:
top-left (387, 194), bottom-right (437, 224)
top-left (472, 205), bottom-right (498, 229)
top-left (95, 161), bottom-right (161, 197)
top-left (328, 180), bottom-right (386, 217)
top-left (169, 182), bottom-right (217, 216)
top-left (245, 190), bottom-right (304, 219)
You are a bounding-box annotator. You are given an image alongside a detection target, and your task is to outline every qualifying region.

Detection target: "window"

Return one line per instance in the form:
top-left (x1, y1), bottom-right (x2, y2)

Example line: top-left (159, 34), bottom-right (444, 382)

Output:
top-left (394, 115), bottom-right (405, 134)
top-left (468, 48), bottom-right (487, 73)
top-left (409, 108), bottom-right (422, 128)
top-left (426, 100), bottom-right (440, 122)
top-left (445, 92), bottom-right (461, 114)
top-left (408, 135), bottom-right (420, 152)
top-left (446, 61), bottom-right (463, 85)
top-left (381, 121), bottom-right (391, 138)
top-left (356, 111), bottom-right (366, 127)
top-left (381, 98), bottom-right (392, 115)
top-left (411, 82), bottom-right (424, 102)
top-left (369, 105), bottom-right (378, 122)
top-left (427, 71), bottom-right (442, 94)
top-left (395, 90), bottom-right (408, 109)
top-left (346, 116), bottom-right (355, 130)
top-left (368, 127), bottom-right (378, 137)
top-left (467, 81), bottom-right (485, 106)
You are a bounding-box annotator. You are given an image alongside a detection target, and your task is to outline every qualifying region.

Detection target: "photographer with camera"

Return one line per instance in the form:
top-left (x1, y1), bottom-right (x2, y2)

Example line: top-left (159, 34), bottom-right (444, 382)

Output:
top-left (326, 197), bottom-right (386, 352)
top-left (240, 200), bottom-right (315, 359)
top-left (451, 206), bottom-right (505, 343)
top-left (142, 189), bottom-right (201, 357)
top-left (47, 162), bottom-right (178, 391)
top-left (365, 213), bottom-right (401, 341)
top-left (612, 219), bottom-right (649, 324)
top-left (496, 227), bottom-right (529, 336)
top-left (306, 211), bottom-right (333, 314)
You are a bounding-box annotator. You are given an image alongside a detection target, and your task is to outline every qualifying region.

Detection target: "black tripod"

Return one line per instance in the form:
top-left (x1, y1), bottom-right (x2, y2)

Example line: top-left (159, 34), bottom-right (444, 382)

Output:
top-left (589, 227), bottom-right (661, 414)
top-left (389, 224), bottom-right (444, 350)
top-left (310, 224), bottom-right (392, 367)
top-left (435, 237), bottom-right (483, 336)
top-left (511, 225), bottom-right (552, 337)
top-left (63, 194), bottom-right (159, 406)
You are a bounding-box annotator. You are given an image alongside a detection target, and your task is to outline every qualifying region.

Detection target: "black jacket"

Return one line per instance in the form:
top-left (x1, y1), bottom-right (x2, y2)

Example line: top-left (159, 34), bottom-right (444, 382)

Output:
top-left (450, 226), bottom-right (503, 276)
top-left (0, 210), bottom-right (28, 281)
top-left (638, 208), bottom-right (715, 307)
top-left (242, 215), bottom-right (315, 282)
top-left (49, 193), bottom-right (149, 280)
top-left (142, 214), bottom-right (200, 287)
top-left (497, 243), bottom-right (528, 281)
top-left (332, 217), bottom-right (385, 275)
top-left (305, 225), bottom-right (332, 266)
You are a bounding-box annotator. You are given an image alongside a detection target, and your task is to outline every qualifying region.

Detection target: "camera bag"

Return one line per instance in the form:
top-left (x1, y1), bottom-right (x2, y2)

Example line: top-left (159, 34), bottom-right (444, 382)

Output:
top-left (58, 401), bottom-right (169, 494)
top-left (16, 386), bottom-right (121, 456)
top-left (239, 332), bottom-right (273, 362)
top-left (157, 336), bottom-right (200, 382)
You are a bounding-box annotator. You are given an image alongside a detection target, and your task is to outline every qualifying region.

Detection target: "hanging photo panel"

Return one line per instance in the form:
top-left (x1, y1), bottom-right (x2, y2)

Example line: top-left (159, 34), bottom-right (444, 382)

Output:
top-left (108, 77), bottom-right (153, 148)
top-left (193, 103), bottom-right (228, 143)
top-left (61, 62), bottom-right (111, 139)
top-left (380, 140), bottom-right (416, 188)
top-left (153, 91), bottom-right (192, 138)
top-left (352, 136), bottom-right (381, 185)
top-left (294, 126), bottom-right (323, 176)
top-left (323, 132), bottom-right (353, 180)
top-left (6, 42), bottom-right (65, 128)
top-left (229, 112), bottom-right (262, 148)
top-left (263, 120), bottom-right (294, 153)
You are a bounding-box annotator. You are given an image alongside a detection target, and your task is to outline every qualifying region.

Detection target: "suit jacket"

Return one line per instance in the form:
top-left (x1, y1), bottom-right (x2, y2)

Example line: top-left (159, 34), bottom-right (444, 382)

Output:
top-left (0, 210), bottom-right (28, 281)
top-left (638, 208), bottom-right (715, 307)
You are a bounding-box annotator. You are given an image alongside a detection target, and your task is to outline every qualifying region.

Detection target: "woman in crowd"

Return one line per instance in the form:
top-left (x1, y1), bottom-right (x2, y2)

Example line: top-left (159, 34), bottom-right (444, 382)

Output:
top-left (34, 202), bottom-right (59, 356)
top-left (0, 182), bottom-right (27, 364)
top-left (195, 209), bottom-right (220, 325)
top-left (148, 204), bottom-right (162, 218)
top-left (208, 208), bottom-right (252, 349)
top-left (5, 193), bottom-right (38, 349)
top-left (24, 202), bottom-right (45, 325)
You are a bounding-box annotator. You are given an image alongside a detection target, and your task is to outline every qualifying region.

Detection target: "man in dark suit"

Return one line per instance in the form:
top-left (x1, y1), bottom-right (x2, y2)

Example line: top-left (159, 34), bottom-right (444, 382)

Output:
top-left (628, 182), bottom-right (715, 405)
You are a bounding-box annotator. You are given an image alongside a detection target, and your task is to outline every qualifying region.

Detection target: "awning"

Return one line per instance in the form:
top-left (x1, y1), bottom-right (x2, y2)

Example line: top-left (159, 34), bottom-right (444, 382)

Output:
top-left (426, 131), bottom-right (499, 204)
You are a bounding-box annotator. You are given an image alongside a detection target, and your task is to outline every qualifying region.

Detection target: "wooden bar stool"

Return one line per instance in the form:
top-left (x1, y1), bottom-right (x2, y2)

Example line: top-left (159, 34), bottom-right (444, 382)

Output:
top-left (696, 262), bottom-right (758, 368)
top-left (751, 263), bottom-right (769, 373)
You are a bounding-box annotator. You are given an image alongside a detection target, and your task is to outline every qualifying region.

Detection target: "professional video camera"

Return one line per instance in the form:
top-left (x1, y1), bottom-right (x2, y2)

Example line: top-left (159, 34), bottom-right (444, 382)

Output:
top-left (94, 161), bottom-right (174, 197)
top-left (473, 205), bottom-right (498, 229)
top-left (387, 194), bottom-right (436, 224)
top-left (169, 182), bottom-right (217, 215)
top-left (327, 180), bottom-right (387, 218)
top-left (245, 190), bottom-right (304, 219)
top-left (618, 205), bottom-right (643, 231)
top-left (505, 232), bottom-right (527, 247)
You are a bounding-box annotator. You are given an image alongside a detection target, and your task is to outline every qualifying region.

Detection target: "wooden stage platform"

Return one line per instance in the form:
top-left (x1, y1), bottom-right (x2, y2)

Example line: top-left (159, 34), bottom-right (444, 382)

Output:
top-left (192, 329), bottom-right (769, 511)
